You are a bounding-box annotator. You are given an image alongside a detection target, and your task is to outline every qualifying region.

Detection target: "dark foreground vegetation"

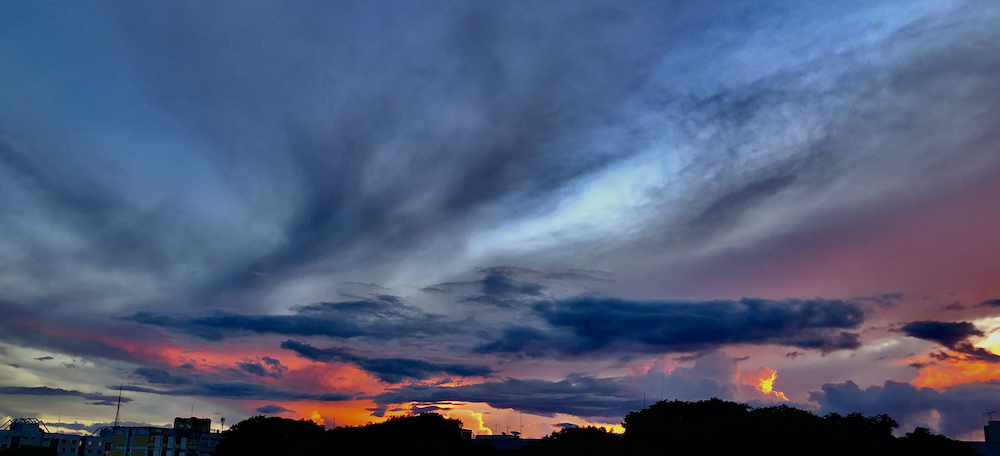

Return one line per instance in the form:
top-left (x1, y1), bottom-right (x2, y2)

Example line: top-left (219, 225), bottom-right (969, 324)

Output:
top-left (214, 398), bottom-right (978, 456)
top-left (0, 447), bottom-right (57, 456)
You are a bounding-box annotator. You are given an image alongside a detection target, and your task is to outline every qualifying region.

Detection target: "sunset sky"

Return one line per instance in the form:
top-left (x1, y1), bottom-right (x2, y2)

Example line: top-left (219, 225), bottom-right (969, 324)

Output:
top-left (2, 0), bottom-right (1000, 440)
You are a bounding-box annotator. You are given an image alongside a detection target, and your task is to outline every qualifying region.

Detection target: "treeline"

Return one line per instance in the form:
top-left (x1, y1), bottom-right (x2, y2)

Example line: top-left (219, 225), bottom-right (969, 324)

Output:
top-left (214, 398), bottom-right (978, 456)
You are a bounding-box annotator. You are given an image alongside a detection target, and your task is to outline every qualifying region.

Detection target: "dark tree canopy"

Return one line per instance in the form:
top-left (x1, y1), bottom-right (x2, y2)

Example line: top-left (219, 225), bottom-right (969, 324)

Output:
top-left (214, 415), bottom-right (325, 456)
top-left (214, 401), bottom-right (979, 456)
top-left (0, 447), bottom-right (57, 456)
top-left (520, 426), bottom-right (622, 456)
top-left (897, 427), bottom-right (979, 456)
top-left (326, 412), bottom-right (492, 456)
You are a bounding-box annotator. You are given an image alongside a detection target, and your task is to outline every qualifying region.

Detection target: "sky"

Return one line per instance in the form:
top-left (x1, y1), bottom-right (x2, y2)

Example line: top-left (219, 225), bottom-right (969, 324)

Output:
top-left (2, 0), bottom-right (1000, 440)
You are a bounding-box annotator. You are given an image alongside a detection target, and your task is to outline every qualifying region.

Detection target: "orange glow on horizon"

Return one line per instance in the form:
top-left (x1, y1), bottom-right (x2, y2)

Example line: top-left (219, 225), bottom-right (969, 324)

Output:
top-left (909, 321), bottom-right (1000, 389)
top-left (309, 410), bottom-right (326, 426)
top-left (913, 359), bottom-right (1000, 388)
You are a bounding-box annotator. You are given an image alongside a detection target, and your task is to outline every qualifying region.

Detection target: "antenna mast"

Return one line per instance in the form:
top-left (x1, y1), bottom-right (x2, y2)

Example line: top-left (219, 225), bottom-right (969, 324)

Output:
top-left (113, 384), bottom-right (123, 429)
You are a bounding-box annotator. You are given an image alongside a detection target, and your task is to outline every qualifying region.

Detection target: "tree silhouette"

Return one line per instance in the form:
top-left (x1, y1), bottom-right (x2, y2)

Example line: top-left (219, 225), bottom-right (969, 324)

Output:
top-left (327, 413), bottom-right (493, 456)
top-left (214, 400), bottom-right (980, 455)
top-left (214, 415), bottom-right (325, 456)
top-left (520, 426), bottom-right (622, 456)
top-left (897, 427), bottom-right (979, 456)
top-left (0, 447), bottom-right (57, 456)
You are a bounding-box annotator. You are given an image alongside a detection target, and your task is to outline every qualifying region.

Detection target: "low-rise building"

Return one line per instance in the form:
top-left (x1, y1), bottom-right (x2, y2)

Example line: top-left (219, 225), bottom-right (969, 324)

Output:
top-left (107, 417), bottom-right (221, 456)
top-left (1, 416), bottom-right (221, 456)
top-left (1, 418), bottom-right (113, 455)
top-left (474, 432), bottom-right (537, 451)
top-left (968, 421), bottom-right (1000, 456)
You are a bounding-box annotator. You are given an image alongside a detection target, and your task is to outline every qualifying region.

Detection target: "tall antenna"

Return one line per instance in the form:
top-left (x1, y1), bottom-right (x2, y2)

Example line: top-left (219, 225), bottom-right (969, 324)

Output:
top-left (519, 414), bottom-right (523, 436)
top-left (984, 410), bottom-right (999, 421)
top-left (113, 384), bottom-right (123, 429)
top-left (191, 404), bottom-right (194, 417)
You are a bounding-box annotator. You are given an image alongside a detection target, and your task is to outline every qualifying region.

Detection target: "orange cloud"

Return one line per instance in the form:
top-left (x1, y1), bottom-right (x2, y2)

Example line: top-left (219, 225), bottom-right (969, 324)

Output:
top-left (910, 320), bottom-right (1000, 389)
top-left (738, 367), bottom-right (789, 401)
top-left (913, 359), bottom-right (1000, 388)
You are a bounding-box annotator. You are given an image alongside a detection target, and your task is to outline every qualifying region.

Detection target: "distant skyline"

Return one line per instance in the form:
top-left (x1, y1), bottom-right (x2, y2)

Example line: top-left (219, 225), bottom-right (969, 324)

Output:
top-left (2, 0), bottom-right (1000, 439)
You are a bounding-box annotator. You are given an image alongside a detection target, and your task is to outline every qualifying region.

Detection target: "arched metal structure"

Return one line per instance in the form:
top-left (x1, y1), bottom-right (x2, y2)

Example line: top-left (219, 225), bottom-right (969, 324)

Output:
top-left (0, 417), bottom-right (51, 433)
top-left (92, 425), bottom-right (116, 437)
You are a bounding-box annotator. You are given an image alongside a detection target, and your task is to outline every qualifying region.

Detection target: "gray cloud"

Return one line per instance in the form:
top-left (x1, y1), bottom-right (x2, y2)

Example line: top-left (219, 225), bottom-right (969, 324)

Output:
top-left (281, 340), bottom-right (494, 383)
top-left (371, 374), bottom-right (641, 420)
top-left (976, 299), bottom-right (1000, 308)
top-left (126, 295), bottom-right (450, 341)
top-left (255, 404), bottom-right (292, 414)
top-left (370, 351), bottom-right (779, 421)
top-left (0, 386), bottom-right (132, 406)
top-left (900, 320), bottom-right (1000, 362)
top-left (236, 358), bottom-right (287, 380)
top-left (810, 379), bottom-right (1000, 438)
top-left (478, 296), bottom-right (865, 357)
top-left (3, 0), bottom-right (994, 319)
top-left (120, 382), bottom-right (351, 402)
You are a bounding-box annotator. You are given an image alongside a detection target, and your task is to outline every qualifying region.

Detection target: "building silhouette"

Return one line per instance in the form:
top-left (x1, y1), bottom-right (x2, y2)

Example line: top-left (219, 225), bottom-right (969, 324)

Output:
top-left (1, 417), bottom-right (222, 456)
top-left (1, 418), bottom-right (113, 455)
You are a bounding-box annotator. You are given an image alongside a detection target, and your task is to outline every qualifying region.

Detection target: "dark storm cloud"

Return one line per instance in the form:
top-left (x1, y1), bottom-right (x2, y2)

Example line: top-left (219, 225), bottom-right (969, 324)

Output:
top-left (810, 379), bottom-right (1000, 438)
top-left (900, 321), bottom-right (982, 348)
top-left (129, 362), bottom-right (352, 402)
top-left (134, 367), bottom-right (194, 385)
top-left (477, 296), bottom-right (865, 357)
top-left (281, 340), bottom-right (494, 383)
top-left (235, 358), bottom-right (286, 379)
top-left (34, 356), bottom-right (53, 361)
top-left (976, 299), bottom-right (1000, 308)
top-left (256, 404), bottom-right (291, 414)
top-left (0, 386), bottom-right (132, 406)
top-left (0, 0), bottom-right (697, 320)
top-left (427, 267), bottom-right (614, 308)
top-left (0, 0), bottom-right (996, 323)
top-left (900, 320), bottom-right (1000, 362)
top-left (370, 375), bottom-right (641, 420)
top-left (120, 382), bottom-right (351, 402)
top-left (941, 302), bottom-right (965, 311)
top-left (126, 296), bottom-right (450, 340)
